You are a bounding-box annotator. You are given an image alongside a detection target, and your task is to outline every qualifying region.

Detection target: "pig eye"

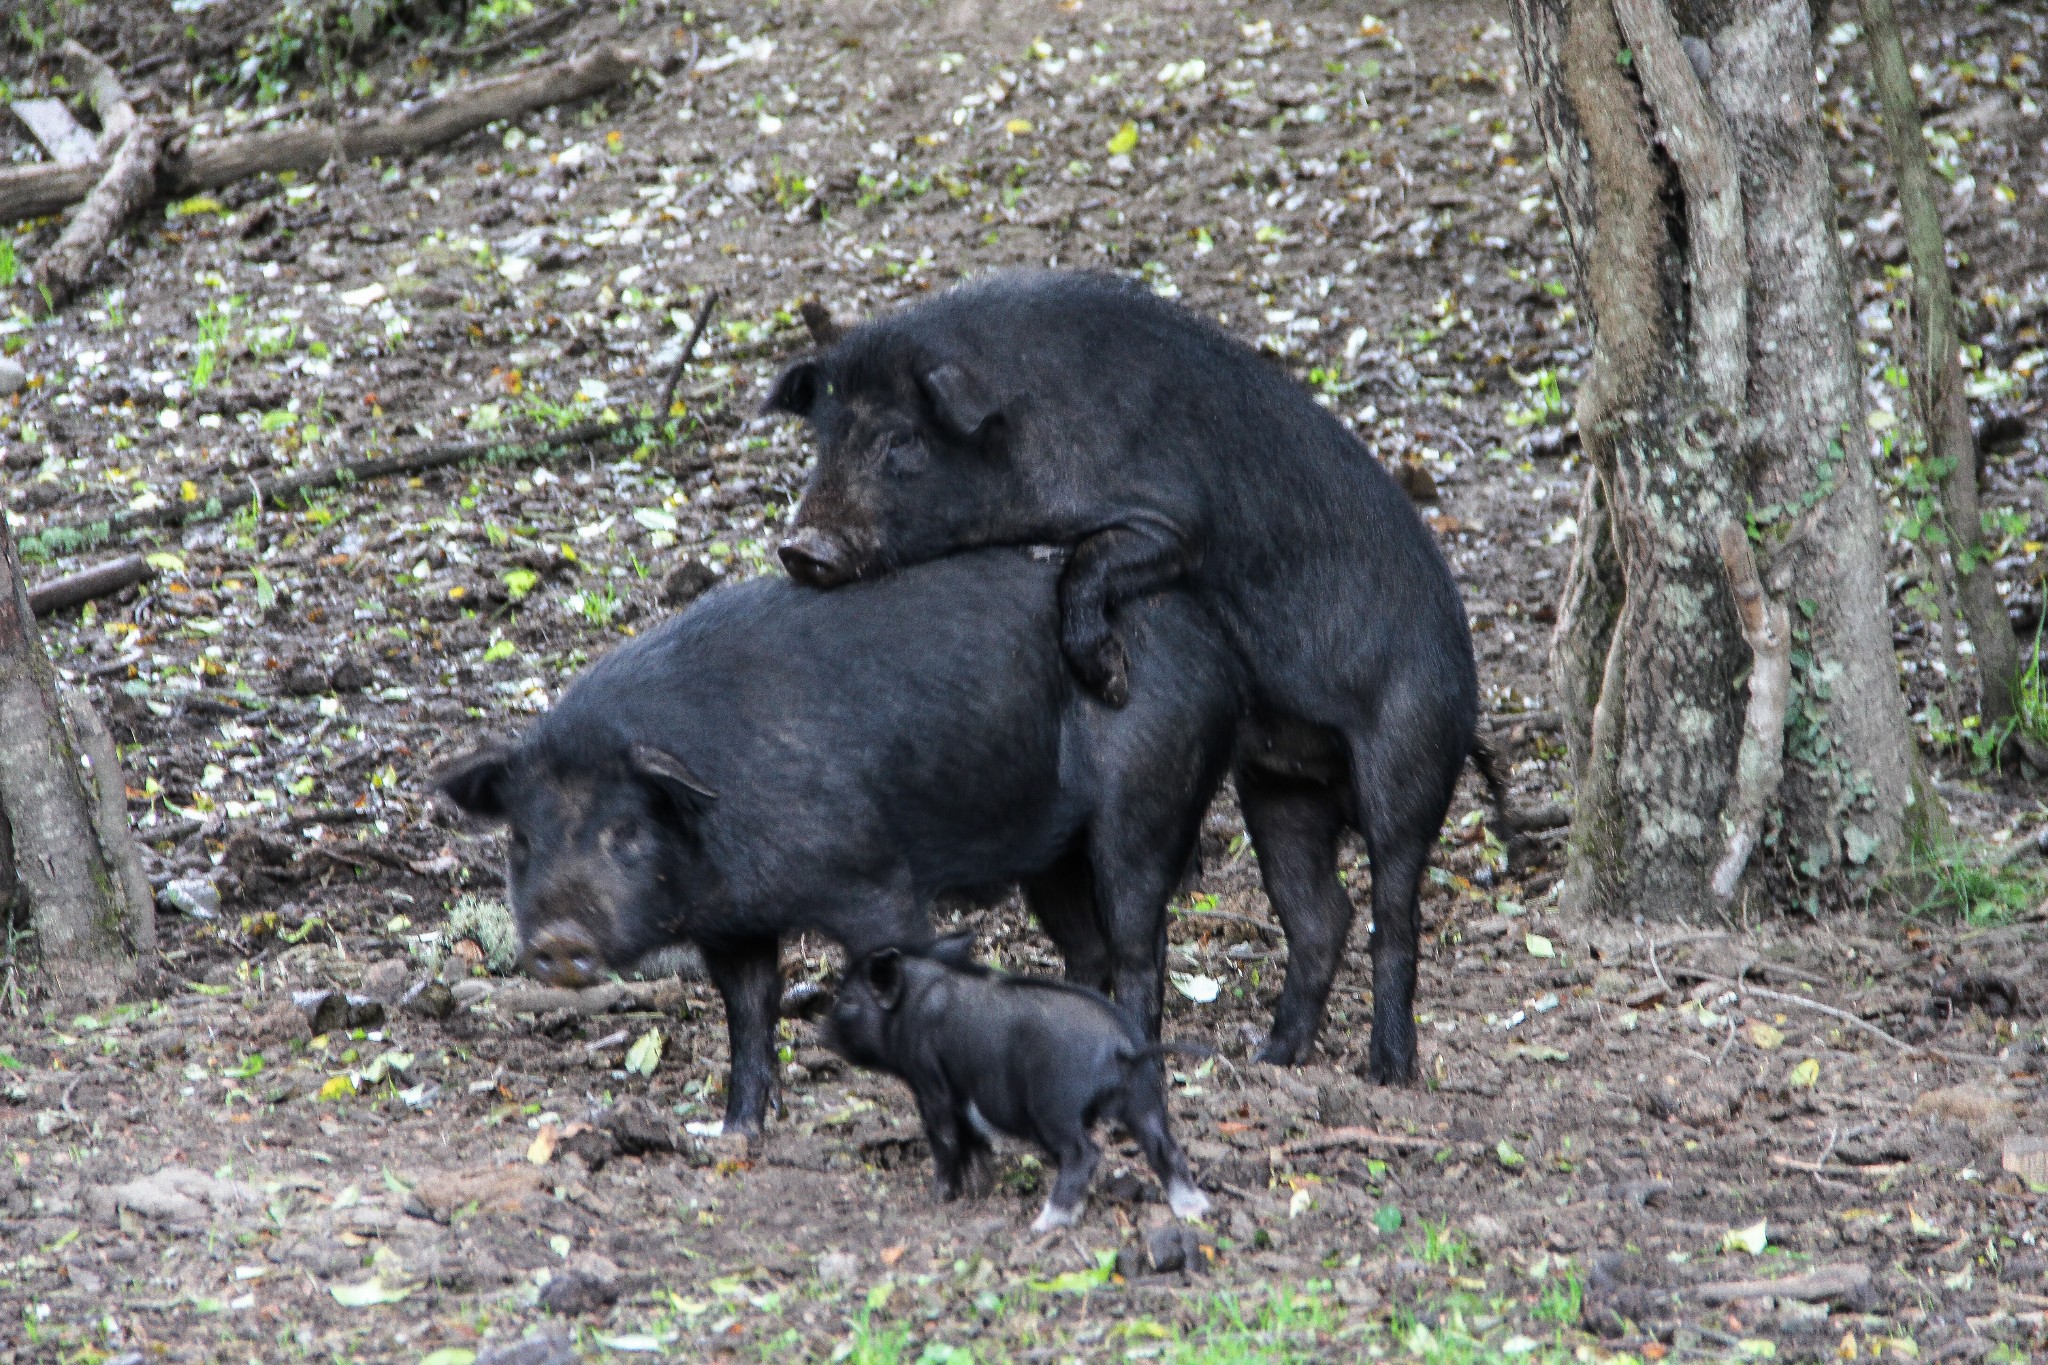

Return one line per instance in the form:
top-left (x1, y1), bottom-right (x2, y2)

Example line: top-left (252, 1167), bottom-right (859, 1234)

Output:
top-left (882, 430), bottom-right (926, 476)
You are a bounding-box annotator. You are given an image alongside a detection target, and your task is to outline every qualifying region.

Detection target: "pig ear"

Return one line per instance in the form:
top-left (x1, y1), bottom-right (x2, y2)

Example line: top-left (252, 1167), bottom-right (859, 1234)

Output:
top-left (865, 948), bottom-right (905, 1009)
top-left (629, 743), bottom-right (718, 818)
top-left (760, 359), bottom-right (823, 418)
top-left (919, 362), bottom-right (1003, 444)
top-left (433, 747), bottom-right (513, 820)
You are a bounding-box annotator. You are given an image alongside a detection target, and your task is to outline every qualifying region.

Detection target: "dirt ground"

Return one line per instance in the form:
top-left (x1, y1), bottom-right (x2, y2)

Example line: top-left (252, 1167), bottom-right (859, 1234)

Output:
top-left (3, 0), bottom-right (2047, 1360)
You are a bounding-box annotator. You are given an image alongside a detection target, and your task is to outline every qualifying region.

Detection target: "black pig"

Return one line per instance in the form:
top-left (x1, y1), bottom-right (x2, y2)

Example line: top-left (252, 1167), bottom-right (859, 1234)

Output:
top-left (434, 550), bottom-right (1243, 1137)
top-left (827, 939), bottom-right (1211, 1232)
top-left (765, 270), bottom-right (1484, 1083)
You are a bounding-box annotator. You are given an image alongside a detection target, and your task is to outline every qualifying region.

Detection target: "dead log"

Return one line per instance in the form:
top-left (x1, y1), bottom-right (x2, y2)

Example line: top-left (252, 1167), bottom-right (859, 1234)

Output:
top-left (30, 121), bottom-right (161, 312)
top-left (27, 554), bottom-right (154, 618)
top-left (1692, 1262), bottom-right (1870, 1306)
top-left (62, 41), bottom-right (136, 154)
top-left (1, 45), bottom-right (639, 227)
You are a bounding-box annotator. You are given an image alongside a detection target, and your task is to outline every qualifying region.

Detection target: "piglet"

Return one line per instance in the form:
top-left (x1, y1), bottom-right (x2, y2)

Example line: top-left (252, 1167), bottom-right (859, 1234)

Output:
top-left (826, 939), bottom-right (1211, 1233)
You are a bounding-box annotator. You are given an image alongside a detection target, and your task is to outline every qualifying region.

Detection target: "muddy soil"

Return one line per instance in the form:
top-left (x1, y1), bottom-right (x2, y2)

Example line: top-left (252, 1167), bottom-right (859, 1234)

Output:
top-left (1, 0), bottom-right (2046, 1360)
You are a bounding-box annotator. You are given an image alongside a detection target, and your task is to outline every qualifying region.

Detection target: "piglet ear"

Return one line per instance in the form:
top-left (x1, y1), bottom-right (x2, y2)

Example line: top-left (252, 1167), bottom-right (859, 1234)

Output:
top-left (629, 743), bottom-right (718, 819)
top-left (927, 932), bottom-right (977, 971)
top-left (919, 362), bottom-right (1004, 444)
top-left (760, 359), bottom-right (823, 417)
top-left (865, 948), bottom-right (905, 1010)
top-left (433, 747), bottom-right (513, 820)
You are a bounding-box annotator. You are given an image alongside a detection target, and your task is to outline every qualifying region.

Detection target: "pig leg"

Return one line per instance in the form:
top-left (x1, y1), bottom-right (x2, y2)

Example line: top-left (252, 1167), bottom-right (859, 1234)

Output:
top-left (1030, 1130), bottom-right (1102, 1233)
top-left (1056, 522), bottom-right (1195, 708)
top-left (1118, 1066), bottom-right (1210, 1222)
top-left (702, 938), bottom-right (783, 1137)
top-left (1348, 728), bottom-right (1458, 1086)
top-left (1237, 768), bottom-right (1354, 1066)
top-left (1023, 846), bottom-right (1112, 994)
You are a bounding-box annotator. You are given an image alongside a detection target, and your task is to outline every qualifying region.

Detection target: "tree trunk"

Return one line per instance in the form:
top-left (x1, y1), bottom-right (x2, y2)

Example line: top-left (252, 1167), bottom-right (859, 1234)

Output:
top-left (1507, 0), bottom-right (1922, 919)
top-left (0, 512), bottom-right (149, 1002)
top-left (1856, 0), bottom-right (2020, 730)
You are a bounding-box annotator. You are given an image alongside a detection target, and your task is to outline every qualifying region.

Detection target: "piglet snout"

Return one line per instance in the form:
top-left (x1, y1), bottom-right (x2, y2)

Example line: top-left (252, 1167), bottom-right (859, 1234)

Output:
top-left (526, 922), bottom-right (602, 987)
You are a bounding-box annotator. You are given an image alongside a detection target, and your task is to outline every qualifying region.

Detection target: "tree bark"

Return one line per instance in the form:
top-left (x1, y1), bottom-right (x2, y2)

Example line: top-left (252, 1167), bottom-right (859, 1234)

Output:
top-left (1856, 0), bottom-right (2019, 729)
top-left (0, 512), bottom-right (147, 1002)
top-left (1507, 0), bottom-right (1920, 917)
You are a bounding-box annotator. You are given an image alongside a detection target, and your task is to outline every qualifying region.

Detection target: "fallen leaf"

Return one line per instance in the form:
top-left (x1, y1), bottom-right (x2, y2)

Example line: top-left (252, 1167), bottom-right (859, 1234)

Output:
top-left (624, 1028), bottom-right (664, 1077)
top-left (1524, 933), bottom-right (1555, 959)
top-left (420, 1351), bottom-right (476, 1365)
top-left (339, 283), bottom-right (387, 308)
top-left (527, 1123), bottom-right (559, 1165)
top-left (1106, 121), bottom-right (1139, 156)
top-left (1288, 1187), bottom-right (1313, 1218)
top-left (1744, 1020), bottom-right (1785, 1050)
top-left (1788, 1058), bottom-right (1820, 1089)
top-left (1171, 973), bottom-right (1221, 1003)
top-left (879, 1244), bottom-right (907, 1267)
top-left (331, 1276), bottom-right (412, 1306)
top-left (1495, 1139), bottom-right (1526, 1169)
top-left (1721, 1219), bottom-right (1769, 1255)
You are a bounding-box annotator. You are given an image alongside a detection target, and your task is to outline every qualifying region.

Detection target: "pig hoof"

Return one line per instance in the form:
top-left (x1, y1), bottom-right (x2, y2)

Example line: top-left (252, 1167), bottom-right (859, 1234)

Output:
top-left (1167, 1182), bottom-right (1211, 1222)
top-left (1030, 1200), bottom-right (1081, 1234)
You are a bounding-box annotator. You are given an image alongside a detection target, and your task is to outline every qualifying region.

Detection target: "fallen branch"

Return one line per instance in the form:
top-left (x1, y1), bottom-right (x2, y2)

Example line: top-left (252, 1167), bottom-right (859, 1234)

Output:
top-left (1280, 1126), bottom-right (1476, 1157)
top-left (62, 40), bottom-right (136, 154)
top-left (20, 420), bottom-right (622, 554)
top-left (30, 121), bottom-right (161, 312)
top-left (490, 977), bottom-right (688, 1016)
top-left (1691, 1262), bottom-right (1870, 1306)
top-left (1693, 973), bottom-right (1910, 1052)
top-left (656, 290), bottom-right (720, 419)
top-left (1710, 523), bottom-right (1791, 901)
top-left (445, 4), bottom-right (583, 64)
top-left (1768, 1153), bottom-right (1902, 1177)
top-left (28, 554), bottom-right (154, 618)
top-left (2, 45), bottom-right (639, 226)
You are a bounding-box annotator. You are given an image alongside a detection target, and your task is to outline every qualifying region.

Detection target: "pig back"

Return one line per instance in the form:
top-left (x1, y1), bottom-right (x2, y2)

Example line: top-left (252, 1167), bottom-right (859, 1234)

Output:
top-left (544, 550), bottom-right (1084, 897)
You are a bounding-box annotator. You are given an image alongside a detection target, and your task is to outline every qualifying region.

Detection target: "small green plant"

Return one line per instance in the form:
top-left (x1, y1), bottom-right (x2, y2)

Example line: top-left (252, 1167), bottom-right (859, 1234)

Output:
top-left (1901, 835), bottom-right (2047, 928)
top-left (1415, 1219), bottom-right (1476, 1271)
top-left (2014, 616), bottom-right (2048, 752)
top-left (571, 586), bottom-right (621, 627)
top-left (1504, 368), bottom-right (1567, 427)
top-left (1535, 1262), bottom-right (1584, 1325)
top-left (0, 239), bottom-right (16, 289)
top-left (190, 295), bottom-right (242, 390)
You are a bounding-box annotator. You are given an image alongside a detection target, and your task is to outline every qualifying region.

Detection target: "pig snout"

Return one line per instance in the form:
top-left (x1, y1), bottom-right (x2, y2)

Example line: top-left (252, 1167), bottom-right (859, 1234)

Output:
top-left (778, 527), bottom-right (858, 587)
top-left (526, 922), bottom-right (603, 987)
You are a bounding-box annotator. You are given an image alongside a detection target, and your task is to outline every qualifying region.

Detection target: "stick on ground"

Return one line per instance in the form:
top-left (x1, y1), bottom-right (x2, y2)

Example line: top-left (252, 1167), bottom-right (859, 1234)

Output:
top-left (28, 555), bottom-right (154, 618)
top-left (29, 120), bottom-right (161, 313)
top-left (61, 40), bottom-right (137, 154)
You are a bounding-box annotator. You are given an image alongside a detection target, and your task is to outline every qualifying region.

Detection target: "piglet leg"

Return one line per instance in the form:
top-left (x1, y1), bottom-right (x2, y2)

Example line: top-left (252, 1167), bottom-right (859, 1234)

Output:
top-left (1030, 1133), bottom-right (1102, 1233)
